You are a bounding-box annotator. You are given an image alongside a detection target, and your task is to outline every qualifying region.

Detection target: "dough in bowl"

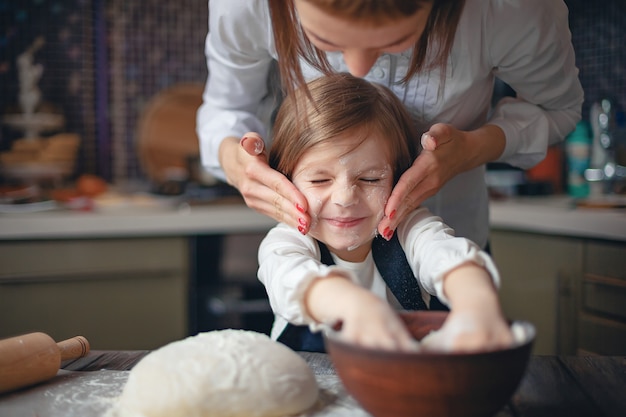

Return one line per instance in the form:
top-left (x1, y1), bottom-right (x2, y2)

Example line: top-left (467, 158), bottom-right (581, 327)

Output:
top-left (109, 329), bottom-right (318, 417)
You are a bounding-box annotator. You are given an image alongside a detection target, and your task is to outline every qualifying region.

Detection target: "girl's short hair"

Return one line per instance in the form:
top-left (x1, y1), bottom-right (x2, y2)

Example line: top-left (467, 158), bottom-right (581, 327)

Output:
top-left (269, 73), bottom-right (419, 184)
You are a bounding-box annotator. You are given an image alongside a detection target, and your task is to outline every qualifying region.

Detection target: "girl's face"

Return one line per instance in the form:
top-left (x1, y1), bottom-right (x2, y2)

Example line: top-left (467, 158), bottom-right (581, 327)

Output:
top-left (291, 133), bottom-right (393, 262)
top-left (294, 0), bottom-right (432, 77)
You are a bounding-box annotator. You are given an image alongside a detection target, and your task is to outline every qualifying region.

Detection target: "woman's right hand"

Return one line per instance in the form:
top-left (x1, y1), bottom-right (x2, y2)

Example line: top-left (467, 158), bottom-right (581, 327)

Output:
top-left (219, 132), bottom-right (311, 234)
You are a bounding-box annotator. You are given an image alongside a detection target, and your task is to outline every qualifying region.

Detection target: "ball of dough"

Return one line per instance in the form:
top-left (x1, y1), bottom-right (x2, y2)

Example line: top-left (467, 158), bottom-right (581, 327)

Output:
top-left (113, 330), bottom-right (318, 417)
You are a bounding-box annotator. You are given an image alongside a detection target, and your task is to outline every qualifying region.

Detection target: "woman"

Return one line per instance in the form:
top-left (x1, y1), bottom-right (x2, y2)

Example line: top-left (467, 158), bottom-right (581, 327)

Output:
top-left (260, 73), bottom-right (511, 352)
top-left (196, 0), bottom-right (583, 248)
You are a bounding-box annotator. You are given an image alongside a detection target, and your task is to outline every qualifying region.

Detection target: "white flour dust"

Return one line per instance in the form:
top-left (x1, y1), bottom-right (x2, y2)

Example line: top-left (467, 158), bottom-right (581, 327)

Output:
top-left (0, 369), bottom-right (129, 417)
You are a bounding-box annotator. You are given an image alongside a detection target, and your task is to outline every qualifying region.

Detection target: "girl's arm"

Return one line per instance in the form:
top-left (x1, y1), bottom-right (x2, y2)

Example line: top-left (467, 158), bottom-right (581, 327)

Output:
top-left (399, 208), bottom-right (513, 351)
top-left (434, 263), bottom-right (513, 352)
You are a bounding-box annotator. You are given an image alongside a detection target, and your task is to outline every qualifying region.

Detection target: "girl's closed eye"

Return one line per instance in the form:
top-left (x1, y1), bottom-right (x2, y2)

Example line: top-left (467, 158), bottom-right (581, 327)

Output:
top-left (360, 177), bottom-right (381, 184)
top-left (310, 178), bottom-right (331, 185)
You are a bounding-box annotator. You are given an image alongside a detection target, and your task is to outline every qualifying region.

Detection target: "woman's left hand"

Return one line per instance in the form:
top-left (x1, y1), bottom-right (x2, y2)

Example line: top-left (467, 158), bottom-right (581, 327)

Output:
top-left (377, 123), bottom-right (505, 239)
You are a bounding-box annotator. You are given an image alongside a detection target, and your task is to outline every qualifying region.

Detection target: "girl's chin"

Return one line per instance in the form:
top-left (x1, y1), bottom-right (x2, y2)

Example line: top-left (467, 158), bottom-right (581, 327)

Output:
top-left (313, 231), bottom-right (375, 253)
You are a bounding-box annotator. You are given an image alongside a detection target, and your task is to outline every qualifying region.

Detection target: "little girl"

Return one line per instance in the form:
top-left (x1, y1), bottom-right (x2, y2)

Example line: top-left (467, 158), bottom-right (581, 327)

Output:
top-left (255, 73), bottom-right (513, 353)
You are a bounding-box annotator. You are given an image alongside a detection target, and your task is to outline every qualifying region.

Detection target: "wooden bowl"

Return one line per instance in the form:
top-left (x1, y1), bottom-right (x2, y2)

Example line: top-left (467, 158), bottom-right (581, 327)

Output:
top-left (324, 311), bottom-right (534, 417)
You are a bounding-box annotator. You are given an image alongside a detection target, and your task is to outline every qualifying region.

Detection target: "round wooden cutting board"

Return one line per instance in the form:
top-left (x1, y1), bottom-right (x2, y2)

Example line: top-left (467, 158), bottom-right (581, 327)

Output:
top-left (136, 83), bottom-right (205, 184)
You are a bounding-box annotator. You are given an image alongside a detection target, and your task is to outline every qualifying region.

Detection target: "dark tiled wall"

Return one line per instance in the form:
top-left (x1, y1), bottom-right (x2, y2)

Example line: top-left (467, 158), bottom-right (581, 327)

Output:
top-left (567, 0), bottom-right (626, 123)
top-left (0, 0), bottom-right (207, 181)
top-left (0, 0), bottom-right (96, 171)
top-left (0, 0), bottom-right (623, 182)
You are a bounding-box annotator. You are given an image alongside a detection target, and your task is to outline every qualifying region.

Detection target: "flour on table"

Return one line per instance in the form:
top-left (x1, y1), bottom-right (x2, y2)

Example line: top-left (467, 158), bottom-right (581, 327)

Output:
top-left (107, 329), bottom-right (318, 417)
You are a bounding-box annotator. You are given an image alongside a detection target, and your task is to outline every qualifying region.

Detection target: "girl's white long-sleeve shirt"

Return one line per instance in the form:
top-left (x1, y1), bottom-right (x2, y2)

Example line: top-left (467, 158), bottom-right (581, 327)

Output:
top-left (197, 0), bottom-right (584, 248)
top-left (257, 208), bottom-right (500, 341)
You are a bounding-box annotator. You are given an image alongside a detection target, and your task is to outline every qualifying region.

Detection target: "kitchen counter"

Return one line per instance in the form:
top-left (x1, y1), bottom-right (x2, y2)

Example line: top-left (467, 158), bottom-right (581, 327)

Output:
top-left (0, 194), bottom-right (624, 241)
top-left (489, 195), bottom-right (626, 242)
top-left (0, 196), bottom-right (277, 240)
top-left (0, 350), bottom-right (624, 417)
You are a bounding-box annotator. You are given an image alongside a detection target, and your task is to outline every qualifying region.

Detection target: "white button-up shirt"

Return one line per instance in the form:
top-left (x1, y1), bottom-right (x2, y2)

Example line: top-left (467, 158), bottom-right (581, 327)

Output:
top-left (197, 0), bottom-right (584, 247)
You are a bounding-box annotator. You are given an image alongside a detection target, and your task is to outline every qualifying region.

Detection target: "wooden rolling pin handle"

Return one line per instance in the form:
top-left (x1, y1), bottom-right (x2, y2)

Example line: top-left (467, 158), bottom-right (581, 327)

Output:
top-left (0, 333), bottom-right (91, 394)
top-left (58, 336), bottom-right (90, 361)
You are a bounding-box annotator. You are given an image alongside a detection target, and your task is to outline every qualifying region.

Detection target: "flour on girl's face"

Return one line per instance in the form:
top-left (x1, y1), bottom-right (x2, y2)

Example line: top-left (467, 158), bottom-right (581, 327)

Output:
top-left (291, 135), bottom-right (394, 261)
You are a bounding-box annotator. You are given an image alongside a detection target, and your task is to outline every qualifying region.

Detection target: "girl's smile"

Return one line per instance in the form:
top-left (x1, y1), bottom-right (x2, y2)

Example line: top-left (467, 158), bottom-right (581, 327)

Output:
top-left (323, 216), bottom-right (365, 228)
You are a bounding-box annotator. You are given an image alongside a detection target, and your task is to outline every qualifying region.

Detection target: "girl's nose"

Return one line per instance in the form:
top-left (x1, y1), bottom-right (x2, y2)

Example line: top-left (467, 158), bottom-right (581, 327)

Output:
top-left (331, 184), bottom-right (358, 207)
top-left (342, 49), bottom-right (380, 77)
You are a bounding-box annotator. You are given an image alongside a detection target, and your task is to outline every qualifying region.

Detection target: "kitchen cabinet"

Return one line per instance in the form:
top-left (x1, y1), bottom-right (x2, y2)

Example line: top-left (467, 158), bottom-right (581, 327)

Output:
top-left (0, 237), bottom-right (188, 350)
top-left (490, 231), bottom-right (582, 355)
top-left (490, 230), bottom-right (626, 355)
top-left (577, 240), bottom-right (626, 355)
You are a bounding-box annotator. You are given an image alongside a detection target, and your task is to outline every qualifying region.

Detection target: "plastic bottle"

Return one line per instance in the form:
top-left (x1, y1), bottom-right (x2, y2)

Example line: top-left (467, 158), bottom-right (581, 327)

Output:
top-left (565, 121), bottom-right (592, 198)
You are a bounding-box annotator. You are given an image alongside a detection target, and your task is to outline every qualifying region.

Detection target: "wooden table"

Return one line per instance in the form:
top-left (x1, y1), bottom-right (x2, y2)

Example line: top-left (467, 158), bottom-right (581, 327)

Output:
top-left (1, 351), bottom-right (624, 417)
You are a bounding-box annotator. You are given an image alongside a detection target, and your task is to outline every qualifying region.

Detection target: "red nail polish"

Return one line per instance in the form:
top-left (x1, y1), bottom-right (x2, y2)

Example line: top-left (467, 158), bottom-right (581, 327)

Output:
top-left (389, 209), bottom-right (397, 220)
top-left (385, 229), bottom-right (394, 240)
top-left (298, 225), bottom-right (306, 235)
top-left (298, 217), bottom-right (307, 227)
top-left (296, 203), bottom-right (305, 214)
top-left (383, 227), bottom-right (390, 236)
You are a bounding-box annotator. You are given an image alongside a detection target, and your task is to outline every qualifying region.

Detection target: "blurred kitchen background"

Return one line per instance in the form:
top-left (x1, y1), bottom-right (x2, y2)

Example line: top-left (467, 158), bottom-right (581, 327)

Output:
top-left (0, 0), bottom-right (624, 355)
top-left (0, 0), bottom-right (624, 193)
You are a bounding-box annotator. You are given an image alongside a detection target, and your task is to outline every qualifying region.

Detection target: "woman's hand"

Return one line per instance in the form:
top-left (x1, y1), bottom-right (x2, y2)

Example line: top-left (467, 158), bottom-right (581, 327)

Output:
top-left (219, 132), bottom-right (311, 234)
top-left (377, 123), bottom-right (505, 239)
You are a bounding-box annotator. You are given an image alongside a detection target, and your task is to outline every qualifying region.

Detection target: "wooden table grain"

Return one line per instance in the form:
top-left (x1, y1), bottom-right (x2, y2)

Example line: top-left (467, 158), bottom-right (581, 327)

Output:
top-left (1, 351), bottom-right (624, 417)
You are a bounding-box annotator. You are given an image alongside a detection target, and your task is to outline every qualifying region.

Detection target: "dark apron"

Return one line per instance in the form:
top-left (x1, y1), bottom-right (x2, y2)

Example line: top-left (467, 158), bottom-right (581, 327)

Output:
top-left (277, 233), bottom-right (448, 352)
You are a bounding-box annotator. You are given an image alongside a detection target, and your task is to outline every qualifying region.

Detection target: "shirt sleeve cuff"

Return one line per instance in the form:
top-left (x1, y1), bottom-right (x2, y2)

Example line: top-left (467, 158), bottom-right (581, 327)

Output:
top-left (431, 250), bottom-right (501, 307)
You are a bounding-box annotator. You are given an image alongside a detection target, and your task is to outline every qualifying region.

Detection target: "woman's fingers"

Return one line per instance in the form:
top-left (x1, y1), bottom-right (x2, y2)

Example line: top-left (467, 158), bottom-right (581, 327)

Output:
top-left (420, 132), bottom-right (438, 151)
top-left (421, 124), bottom-right (454, 151)
top-left (237, 134), bottom-right (310, 232)
top-left (377, 153), bottom-right (440, 238)
top-left (240, 132), bottom-right (266, 156)
top-left (245, 172), bottom-right (310, 232)
top-left (378, 124), bottom-right (459, 239)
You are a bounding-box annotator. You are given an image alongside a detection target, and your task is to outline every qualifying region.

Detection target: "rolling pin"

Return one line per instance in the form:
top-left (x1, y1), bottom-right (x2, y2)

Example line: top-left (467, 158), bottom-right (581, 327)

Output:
top-left (0, 332), bottom-right (90, 394)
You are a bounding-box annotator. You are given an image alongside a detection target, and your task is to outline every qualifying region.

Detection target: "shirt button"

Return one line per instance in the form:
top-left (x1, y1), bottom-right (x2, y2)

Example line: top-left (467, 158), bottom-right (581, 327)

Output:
top-left (373, 68), bottom-right (385, 78)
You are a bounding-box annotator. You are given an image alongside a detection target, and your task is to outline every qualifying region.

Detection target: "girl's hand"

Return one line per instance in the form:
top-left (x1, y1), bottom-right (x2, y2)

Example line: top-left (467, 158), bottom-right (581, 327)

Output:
top-left (306, 275), bottom-right (417, 352)
top-left (421, 308), bottom-right (514, 352)
top-left (339, 294), bottom-right (418, 352)
top-left (377, 123), bottom-right (505, 239)
top-left (221, 132), bottom-right (311, 234)
top-left (425, 262), bottom-right (514, 352)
